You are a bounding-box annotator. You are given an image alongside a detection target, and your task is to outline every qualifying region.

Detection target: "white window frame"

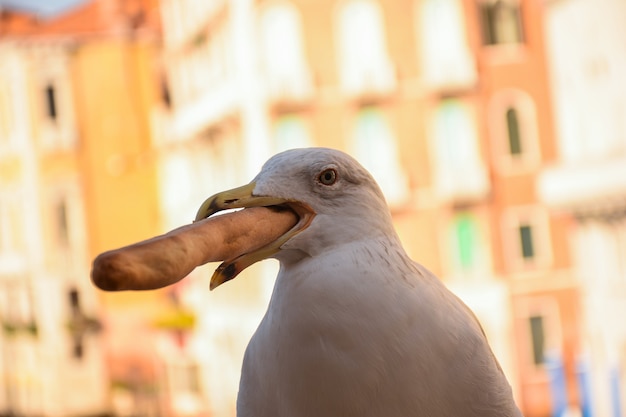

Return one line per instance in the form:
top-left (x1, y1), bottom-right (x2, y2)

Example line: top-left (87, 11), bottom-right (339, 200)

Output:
top-left (334, 0), bottom-right (396, 97)
top-left (349, 107), bottom-right (408, 206)
top-left (416, 0), bottom-right (477, 92)
top-left (258, 2), bottom-right (313, 102)
top-left (0, 51), bottom-right (29, 153)
top-left (45, 180), bottom-right (88, 276)
top-left (488, 88), bottom-right (541, 175)
top-left (428, 98), bottom-right (489, 204)
top-left (36, 51), bottom-right (77, 152)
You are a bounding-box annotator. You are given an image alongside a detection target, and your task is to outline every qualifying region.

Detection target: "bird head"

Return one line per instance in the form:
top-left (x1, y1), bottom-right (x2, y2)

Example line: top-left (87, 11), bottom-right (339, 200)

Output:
top-left (195, 147), bottom-right (396, 290)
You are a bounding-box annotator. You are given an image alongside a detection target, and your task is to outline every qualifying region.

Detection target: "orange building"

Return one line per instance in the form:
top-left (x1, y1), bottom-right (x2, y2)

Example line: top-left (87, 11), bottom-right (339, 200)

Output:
top-left (0, 1), bottom-right (165, 415)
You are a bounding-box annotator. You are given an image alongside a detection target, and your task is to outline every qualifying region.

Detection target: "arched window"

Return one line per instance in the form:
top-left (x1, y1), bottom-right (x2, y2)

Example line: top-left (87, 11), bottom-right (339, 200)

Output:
top-left (431, 100), bottom-right (488, 202)
top-left (418, 0), bottom-right (476, 90)
top-left (489, 89), bottom-right (540, 173)
top-left (506, 107), bottom-right (522, 155)
top-left (351, 108), bottom-right (407, 204)
top-left (259, 3), bottom-right (311, 99)
top-left (336, 0), bottom-right (395, 95)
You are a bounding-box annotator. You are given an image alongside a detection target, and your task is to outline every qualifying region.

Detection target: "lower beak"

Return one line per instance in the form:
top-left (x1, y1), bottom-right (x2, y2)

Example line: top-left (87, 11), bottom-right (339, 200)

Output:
top-left (195, 182), bottom-right (314, 290)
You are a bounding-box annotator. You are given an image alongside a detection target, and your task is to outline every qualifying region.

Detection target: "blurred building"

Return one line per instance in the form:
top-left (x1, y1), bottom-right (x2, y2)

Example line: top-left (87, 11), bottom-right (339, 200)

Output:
top-left (154, 1), bottom-right (582, 416)
top-left (0, 0), bottom-right (163, 415)
top-left (539, 0), bottom-right (626, 415)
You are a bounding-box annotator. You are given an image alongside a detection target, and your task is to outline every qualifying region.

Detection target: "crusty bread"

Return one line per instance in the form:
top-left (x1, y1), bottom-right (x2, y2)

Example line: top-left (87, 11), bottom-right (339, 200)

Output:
top-left (91, 207), bottom-right (298, 291)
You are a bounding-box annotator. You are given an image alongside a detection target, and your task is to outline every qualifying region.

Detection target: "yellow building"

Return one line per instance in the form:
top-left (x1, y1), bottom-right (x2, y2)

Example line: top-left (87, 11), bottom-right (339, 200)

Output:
top-left (0, 1), bottom-right (164, 415)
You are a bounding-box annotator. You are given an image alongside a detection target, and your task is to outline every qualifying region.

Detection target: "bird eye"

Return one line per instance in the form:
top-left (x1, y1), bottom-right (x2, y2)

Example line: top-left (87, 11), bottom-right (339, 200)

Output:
top-left (318, 168), bottom-right (337, 186)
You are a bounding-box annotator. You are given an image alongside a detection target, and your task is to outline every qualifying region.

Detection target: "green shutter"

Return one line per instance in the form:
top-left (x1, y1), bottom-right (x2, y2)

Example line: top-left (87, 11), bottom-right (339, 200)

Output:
top-left (455, 214), bottom-right (477, 270)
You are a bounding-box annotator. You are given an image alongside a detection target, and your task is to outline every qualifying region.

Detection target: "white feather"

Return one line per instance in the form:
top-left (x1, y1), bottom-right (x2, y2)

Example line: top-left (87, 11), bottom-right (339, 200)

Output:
top-left (234, 148), bottom-right (522, 417)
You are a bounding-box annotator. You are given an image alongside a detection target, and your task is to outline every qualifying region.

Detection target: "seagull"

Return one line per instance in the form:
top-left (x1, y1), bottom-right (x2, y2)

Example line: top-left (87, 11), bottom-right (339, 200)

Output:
top-left (195, 147), bottom-right (523, 417)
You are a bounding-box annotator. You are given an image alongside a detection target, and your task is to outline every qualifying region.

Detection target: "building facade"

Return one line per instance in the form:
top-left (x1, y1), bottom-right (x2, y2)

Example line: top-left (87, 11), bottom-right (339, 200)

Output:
top-left (0, 37), bottom-right (110, 417)
top-left (539, 0), bottom-right (626, 416)
top-left (155, 1), bottom-right (581, 416)
top-left (0, 1), bottom-right (163, 415)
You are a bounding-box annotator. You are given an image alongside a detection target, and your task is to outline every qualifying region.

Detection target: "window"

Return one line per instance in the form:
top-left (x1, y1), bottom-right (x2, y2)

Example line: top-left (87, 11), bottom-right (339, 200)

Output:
top-left (68, 287), bottom-right (84, 359)
top-left (431, 100), bottom-right (489, 203)
top-left (351, 108), bottom-right (408, 205)
top-left (502, 207), bottom-right (552, 272)
top-left (46, 183), bottom-right (88, 273)
top-left (1, 283), bottom-right (37, 337)
top-left (66, 286), bottom-right (101, 361)
top-left (55, 199), bottom-right (70, 247)
top-left (528, 315), bottom-right (545, 365)
top-left (336, 0), bottom-right (395, 96)
top-left (160, 74), bottom-right (172, 108)
top-left (259, 3), bottom-right (311, 100)
top-left (448, 212), bottom-right (490, 281)
top-left (173, 22), bottom-right (231, 106)
top-left (516, 298), bottom-right (561, 373)
top-left (418, 0), bottom-right (476, 90)
top-left (454, 214), bottom-right (479, 271)
top-left (488, 89), bottom-right (540, 173)
top-left (479, 0), bottom-right (524, 45)
top-left (45, 84), bottom-right (58, 121)
top-left (38, 54), bottom-right (78, 151)
top-left (506, 107), bottom-right (522, 155)
top-left (518, 223), bottom-right (534, 260)
top-left (273, 115), bottom-right (312, 152)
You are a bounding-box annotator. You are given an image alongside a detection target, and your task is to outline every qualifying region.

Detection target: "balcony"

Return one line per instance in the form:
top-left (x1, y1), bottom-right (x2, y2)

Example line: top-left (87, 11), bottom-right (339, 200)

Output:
top-left (423, 52), bottom-right (478, 94)
top-left (169, 80), bottom-right (239, 141)
top-left (340, 63), bottom-right (397, 103)
top-left (433, 163), bottom-right (490, 205)
top-left (265, 70), bottom-right (314, 112)
top-left (538, 155), bottom-right (626, 217)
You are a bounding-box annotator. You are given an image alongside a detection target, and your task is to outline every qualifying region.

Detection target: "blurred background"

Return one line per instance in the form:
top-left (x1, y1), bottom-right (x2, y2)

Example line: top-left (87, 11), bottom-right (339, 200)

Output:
top-left (0, 0), bottom-right (625, 416)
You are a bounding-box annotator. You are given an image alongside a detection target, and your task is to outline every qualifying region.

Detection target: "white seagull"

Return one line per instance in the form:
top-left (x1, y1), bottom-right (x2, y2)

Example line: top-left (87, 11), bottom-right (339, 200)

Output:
top-left (195, 147), bottom-right (523, 417)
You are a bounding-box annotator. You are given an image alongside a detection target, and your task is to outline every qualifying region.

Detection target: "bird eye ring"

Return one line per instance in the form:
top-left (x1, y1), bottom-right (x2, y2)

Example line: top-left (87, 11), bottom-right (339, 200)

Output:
top-left (318, 168), bottom-right (337, 186)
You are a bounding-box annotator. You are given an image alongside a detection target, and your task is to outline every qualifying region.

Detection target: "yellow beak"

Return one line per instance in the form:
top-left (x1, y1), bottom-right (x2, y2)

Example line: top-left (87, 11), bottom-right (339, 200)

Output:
top-left (195, 182), bottom-right (314, 290)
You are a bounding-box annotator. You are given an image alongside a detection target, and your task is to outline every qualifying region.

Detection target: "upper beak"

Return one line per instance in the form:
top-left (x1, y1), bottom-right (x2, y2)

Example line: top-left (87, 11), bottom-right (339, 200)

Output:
top-left (195, 182), bottom-right (314, 290)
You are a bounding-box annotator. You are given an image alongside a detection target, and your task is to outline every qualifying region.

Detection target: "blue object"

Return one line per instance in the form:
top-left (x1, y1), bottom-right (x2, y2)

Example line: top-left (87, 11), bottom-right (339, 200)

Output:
top-left (546, 352), bottom-right (568, 417)
top-left (576, 358), bottom-right (593, 417)
top-left (610, 366), bottom-right (622, 417)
